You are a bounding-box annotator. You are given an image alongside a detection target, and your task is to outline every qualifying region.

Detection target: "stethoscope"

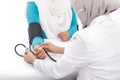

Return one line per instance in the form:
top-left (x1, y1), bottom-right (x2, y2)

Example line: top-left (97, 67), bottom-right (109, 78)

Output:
top-left (14, 43), bottom-right (57, 62)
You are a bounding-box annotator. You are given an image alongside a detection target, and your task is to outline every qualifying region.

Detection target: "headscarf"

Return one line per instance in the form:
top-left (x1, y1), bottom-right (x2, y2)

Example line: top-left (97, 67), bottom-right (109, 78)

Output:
top-left (73, 0), bottom-right (120, 28)
top-left (29, 0), bottom-right (72, 38)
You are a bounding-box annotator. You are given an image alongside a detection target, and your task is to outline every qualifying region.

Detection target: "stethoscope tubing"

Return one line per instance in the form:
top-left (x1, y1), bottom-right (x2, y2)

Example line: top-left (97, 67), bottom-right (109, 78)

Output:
top-left (14, 44), bottom-right (27, 57)
top-left (14, 43), bottom-right (57, 62)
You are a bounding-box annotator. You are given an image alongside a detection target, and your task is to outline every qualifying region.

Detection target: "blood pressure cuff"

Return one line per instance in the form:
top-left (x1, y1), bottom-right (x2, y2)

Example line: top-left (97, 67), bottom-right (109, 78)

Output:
top-left (28, 22), bottom-right (43, 45)
top-left (77, 24), bottom-right (79, 30)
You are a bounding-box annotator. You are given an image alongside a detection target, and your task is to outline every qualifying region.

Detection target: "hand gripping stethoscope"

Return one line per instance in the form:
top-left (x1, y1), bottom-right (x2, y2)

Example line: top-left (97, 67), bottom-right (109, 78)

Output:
top-left (14, 43), bottom-right (57, 62)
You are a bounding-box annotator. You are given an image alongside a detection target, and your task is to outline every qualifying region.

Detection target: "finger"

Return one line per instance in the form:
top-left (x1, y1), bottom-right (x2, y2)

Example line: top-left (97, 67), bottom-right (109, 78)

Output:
top-left (62, 32), bottom-right (70, 38)
top-left (34, 45), bottom-right (41, 51)
top-left (39, 52), bottom-right (46, 59)
top-left (39, 45), bottom-right (45, 49)
top-left (58, 33), bottom-right (60, 37)
top-left (60, 33), bottom-right (67, 40)
top-left (58, 32), bottom-right (65, 37)
top-left (44, 45), bottom-right (50, 50)
top-left (24, 51), bottom-right (27, 55)
top-left (33, 50), bottom-right (37, 55)
top-left (24, 52), bottom-right (28, 62)
top-left (61, 38), bottom-right (67, 42)
top-left (44, 50), bottom-right (49, 52)
top-left (61, 32), bottom-right (67, 35)
top-left (40, 43), bottom-right (47, 48)
top-left (40, 42), bottom-right (51, 49)
top-left (58, 32), bottom-right (62, 36)
top-left (38, 47), bottom-right (44, 52)
top-left (41, 54), bottom-right (46, 59)
top-left (36, 50), bottom-right (44, 59)
top-left (60, 34), bottom-right (64, 38)
top-left (38, 48), bottom-right (44, 55)
top-left (35, 48), bottom-right (43, 56)
top-left (33, 49), bottom-right (39, 55)
top-left (60, 35), bottom-right (65, 40)
top-left (41, 42), bottom-right (50, 46)
top-left (25, 49), bottom-right (31, 54)
top-left (61, 32), bottom-right (66, 35)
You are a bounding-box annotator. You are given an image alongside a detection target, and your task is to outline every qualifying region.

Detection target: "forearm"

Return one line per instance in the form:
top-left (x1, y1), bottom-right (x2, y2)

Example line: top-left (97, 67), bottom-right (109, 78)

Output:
top-left (56, 47), bottom-right (64, 54)
top-left (68, 7), bottom-right (78, 38)
top-left (68, 25), bottom-right (77, 38)
top-left (32, 37), bottom-right (44, 48)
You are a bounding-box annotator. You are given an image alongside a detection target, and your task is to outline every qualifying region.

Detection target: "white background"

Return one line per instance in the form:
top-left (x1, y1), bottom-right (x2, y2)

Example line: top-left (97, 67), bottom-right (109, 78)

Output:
top-left (0, 0), bottom-right (29, 74)
top-left (0, 0), bottom-right (27, 59)
top-left (0, 0), bottom-right (28, 42)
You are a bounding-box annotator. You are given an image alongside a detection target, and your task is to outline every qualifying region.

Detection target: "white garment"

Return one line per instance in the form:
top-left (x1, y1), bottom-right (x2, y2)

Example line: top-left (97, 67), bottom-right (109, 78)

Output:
top-left (33, 0), bottom-right (72, 39)
top-left (33, 8), bottom-right (120, 80)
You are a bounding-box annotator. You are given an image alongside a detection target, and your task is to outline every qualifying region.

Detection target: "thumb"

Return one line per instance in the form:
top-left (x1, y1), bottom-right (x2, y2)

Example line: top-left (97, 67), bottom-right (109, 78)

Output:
top-left (38, 47), bottom-right (43, 51)
top-left (44, 45), bottom-right (50, 50)
top-left (25, 49), bottom-right (31, 54)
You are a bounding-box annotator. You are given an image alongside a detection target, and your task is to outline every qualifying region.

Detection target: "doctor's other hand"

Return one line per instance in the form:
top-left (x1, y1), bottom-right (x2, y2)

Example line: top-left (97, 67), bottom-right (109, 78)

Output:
top-left (24, 49), bottom-right (36, 64)
top-left (58, 31), bottom-right (70, 42)
top-left (41, 42), bottom-right (64, 54)
top-left (34, 45), bottom-right (46, 59)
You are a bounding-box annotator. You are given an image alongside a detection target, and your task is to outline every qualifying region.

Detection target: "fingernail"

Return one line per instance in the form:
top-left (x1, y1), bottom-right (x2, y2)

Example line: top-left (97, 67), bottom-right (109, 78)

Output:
top-left (38, 47), bottom-right (42, 50)
top-left (25, 52), bottom-right (27, 54)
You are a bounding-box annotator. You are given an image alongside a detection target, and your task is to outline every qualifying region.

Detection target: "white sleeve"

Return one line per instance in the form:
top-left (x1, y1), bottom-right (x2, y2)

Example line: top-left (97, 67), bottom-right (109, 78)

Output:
top-left (33, 33), bottom-right (88, 79)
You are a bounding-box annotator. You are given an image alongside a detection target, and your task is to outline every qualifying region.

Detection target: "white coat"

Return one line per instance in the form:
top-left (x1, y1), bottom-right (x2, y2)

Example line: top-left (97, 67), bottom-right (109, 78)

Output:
top-left (33, 8), bottom-right (120, 80)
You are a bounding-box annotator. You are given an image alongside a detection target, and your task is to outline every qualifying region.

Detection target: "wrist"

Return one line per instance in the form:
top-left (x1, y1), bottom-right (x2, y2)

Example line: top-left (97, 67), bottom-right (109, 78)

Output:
top-left (56, 47), bottom-right (64, 54)
top-left (31, 57), bottom-right (36, 64)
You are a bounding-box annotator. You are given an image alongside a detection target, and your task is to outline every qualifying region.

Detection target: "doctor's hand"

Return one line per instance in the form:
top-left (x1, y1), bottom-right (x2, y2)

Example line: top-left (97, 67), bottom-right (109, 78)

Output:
top-left (58, 31), bottom-right (70, 42)
top-left (24, 49), bottom-right (36, 64)
top-left (41, 42), bottom-right (64, 54)
top-left (34, 45), bottom-right (46, 59)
